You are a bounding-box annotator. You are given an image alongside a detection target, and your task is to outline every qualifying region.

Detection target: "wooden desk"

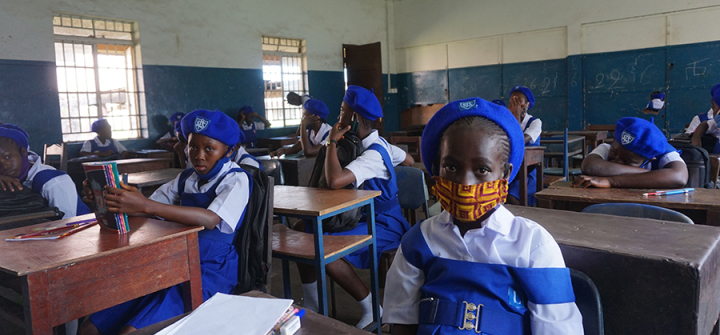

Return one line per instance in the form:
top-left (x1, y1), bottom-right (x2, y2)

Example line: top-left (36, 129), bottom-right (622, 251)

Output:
top-left (127, 168), bottom-right (184, 193)
top-left (390, 136), bottom-right (422, 162)
top-left (541, 135), bottom-right (586, 157)
top-left (130, 290), bottom-right (370, 335)
top-left (506, 205), bottom-right (720, 335)
top-left (258, 136), bottom-right (299, 152)
top-left (129, 150), bottom-right (173, 160)
top-left (246, 147), bottom-right (270, 157)
top-left (0, 215), bottom-right (203, 334)
top-left (542, 130), bottom-right (608, 151)
top-left (272, 186), bottom-right (382, 332)
top-left (535, 186), bottom-right (720, 225)
top-left (257, 155), bottom-right (317, 186)
top-left (519, 146), bottom-right (545, 206)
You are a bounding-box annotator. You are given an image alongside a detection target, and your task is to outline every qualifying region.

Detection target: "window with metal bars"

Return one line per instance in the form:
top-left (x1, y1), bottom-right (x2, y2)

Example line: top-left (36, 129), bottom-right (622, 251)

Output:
top-left (52, 13), bottom-right (147, 142)
top-left (262, 36), bottom-right (308, 128)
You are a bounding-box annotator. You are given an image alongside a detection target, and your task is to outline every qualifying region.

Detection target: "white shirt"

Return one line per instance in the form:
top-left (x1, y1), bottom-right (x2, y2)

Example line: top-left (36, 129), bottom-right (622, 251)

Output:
top-left (307, 123), bottom-right (332, 146)
top-left (23, 153), bottom-right (81, 218)
top-left (521, 114), bottom-right (543, 143)
top-left (383, 207), bottom-right (584, 334)
top-left (156, 132), bottom-right (173, 144)
top-left (686, 108), bottom-right (714, 134)
top-left (80, 136), bottom-right (127, 153)
top-left (242, 121), bottom-right (265, 131)
top-left (702, 114), bottom-right (720, 139)
top-left (345, 130), bottom-right (407, 186)
top-left (589, 143), bottom-right (682, 170)
top-left (149, 160), bottom-right (250, 234)
top-left (232, 146), bottom-right (261, 169)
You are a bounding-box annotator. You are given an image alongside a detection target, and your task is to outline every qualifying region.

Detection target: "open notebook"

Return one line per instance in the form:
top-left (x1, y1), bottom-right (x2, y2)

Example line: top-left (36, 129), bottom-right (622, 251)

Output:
top-left (156, 293), bottom-right (293, 335)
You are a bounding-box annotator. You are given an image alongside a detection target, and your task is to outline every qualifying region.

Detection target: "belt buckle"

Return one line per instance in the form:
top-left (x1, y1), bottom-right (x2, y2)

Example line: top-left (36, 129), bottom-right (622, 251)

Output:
top-left (458, 301), bottom-right (483, 333)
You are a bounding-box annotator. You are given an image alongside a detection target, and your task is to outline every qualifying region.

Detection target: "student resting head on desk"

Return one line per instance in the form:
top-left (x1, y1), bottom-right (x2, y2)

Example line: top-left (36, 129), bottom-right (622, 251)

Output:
top-left (293, 85), bottom-right (414, 329)
top-left (237, 105), bottom-right (271, 148)
top-left (505, 85), bottom-right (542, 206)
top-left (79, 109), bottom-right (254, 335)
top-left (0, 124), bottom-right (91, 218)
top-left (383, 97), bottom-right (583, 335)
top-left (270, 98), bottom-right (332, 158)
top-left (156, 112), bottom-right (185, 148)
top-left (575, 117), bottom-right (688, 189)
top-left (691, 85), bottom-right (720, 152)
top-left (686, 83), bottom-right (720, 134)
top-left (79, 119), bottom-right (129, 158)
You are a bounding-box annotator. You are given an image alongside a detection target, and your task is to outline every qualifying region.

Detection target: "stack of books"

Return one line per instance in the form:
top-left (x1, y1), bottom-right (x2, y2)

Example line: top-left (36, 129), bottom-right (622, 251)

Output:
top-left (84, 162), bottom-right (130, 233)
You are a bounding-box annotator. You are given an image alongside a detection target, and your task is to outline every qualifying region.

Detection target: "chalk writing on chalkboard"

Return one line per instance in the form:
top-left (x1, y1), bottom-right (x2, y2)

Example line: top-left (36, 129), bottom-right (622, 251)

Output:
top-left (591, 53), bottom-right (657, 90)
top-left (685, 58), bottom-right (710, 80)
top-left (570, 58), bottom-right (579, 87)
top-left (520, 72), bottom-right (559, 95)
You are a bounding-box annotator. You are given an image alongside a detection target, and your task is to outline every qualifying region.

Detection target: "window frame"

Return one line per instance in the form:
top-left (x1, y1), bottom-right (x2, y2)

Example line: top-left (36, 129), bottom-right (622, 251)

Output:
top-left (262, 36), bottom-right (309, 128)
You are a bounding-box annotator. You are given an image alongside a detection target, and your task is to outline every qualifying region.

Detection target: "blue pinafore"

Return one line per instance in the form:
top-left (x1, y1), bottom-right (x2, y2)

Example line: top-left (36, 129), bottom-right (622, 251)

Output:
top-left (328, 140), bottom-right (411, 269)
top-left (242, 122), bottom-right (258, 148)
top-left (90, 138), bottom-right (119, 154)
top-left (90, 166), bottom-right (252, 334)
top-left (231, 150), bottom-right (264, 171)
top-left (401, 223), bottom-right (576, 335)
top-left (508, 117), bottom-right (539, 206)
top-left (30, 169), bottom-right (91, 216)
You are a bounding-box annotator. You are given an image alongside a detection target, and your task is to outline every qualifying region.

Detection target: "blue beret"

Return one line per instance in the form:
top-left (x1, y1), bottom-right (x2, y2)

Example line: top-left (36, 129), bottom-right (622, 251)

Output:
top-left (711, 83), bottom-right (720, 96)
top-left (491, 99), bottom-right (506, 107)
top-left (169, 112), bottom-right (185, 123)
top-left (303, 99), bottom-right (329, 119)
top-left (240, 106), bottom-right (254, 114)
top-left (0, 124), bottom-right (29, 150)
top-left (509, 85), bottom-right (535, 109)
top-left (181, 109), bottom-right (240, 148)
top-left (614, 117), bottom-right (668, 159)
top-left (343, 85), bottom-right (382, 121)
top-left (651, 92), bottom-right (665, 100)
top-left (713, 88), bottom-right (720, 107)
top-left (91, 119), bottom-right (110, 133)
top-left (420, 97), bottom-right (525, 183)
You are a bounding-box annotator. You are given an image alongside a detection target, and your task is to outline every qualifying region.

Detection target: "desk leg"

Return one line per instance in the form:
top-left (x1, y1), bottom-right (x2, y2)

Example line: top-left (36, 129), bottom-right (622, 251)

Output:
top-left (519, 162), bottom-right (528, 206)
top-left (314, 217), bottom-right (328, 316)
top-left (706, 210), bottom-right (720, 226)
top-left (182, 233), bottom-right (203, 312)
top-left (366, 201), bottom-right (381, 332)
top-left (22, 272), bottom-right (51, 335)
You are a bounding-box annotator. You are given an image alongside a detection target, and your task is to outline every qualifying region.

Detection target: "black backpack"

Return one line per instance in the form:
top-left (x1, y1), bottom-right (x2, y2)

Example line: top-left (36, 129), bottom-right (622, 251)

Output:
top-left (233, 164), bottom-right (272, 294)
top-left (307, 130), bottom-right (365, 233)
top-left (668, 141), bottom-right (714, 189)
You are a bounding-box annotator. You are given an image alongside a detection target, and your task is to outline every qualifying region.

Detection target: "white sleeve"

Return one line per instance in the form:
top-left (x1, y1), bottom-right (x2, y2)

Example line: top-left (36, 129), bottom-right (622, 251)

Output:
top-left (206, 172), bottom-right (251, 233)
top-left (388, 144), bottom-right (408, 166)
top-left (149, 177), bottom-right (181, 206)
top-left (80, 140), bottom-right (92, 152)
top-left (686, 115), bottom-right (703, 134)
top-left (588, 143), bottom-right (610, 160)
top-left (239, 157), bottom-right (261, 169)
top-left (657, 151), bottom-right (684, 169)
top-left (382, 247), bottom-right (425, 325)
top-left (156, 132), bottom-right (172, 143)
top-left (345, 149), bottom-right (386, 186)
top-left (525, 118), bottom-right (543, 143)
top-left (113, 139), bottom-right (127, 153)
top-left (527, 236), bottom-right (585, 335)
top-left (41, 174), bottom-right (80, 218)
top-left (254, 121), bottom-right (265, 131)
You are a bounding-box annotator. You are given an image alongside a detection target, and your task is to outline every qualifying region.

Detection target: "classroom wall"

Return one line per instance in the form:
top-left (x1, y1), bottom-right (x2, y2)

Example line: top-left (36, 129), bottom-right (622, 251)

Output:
top-left (392, 0), bottom-right (720, 134)
top-left (0, 0), bottom-right (396, 153)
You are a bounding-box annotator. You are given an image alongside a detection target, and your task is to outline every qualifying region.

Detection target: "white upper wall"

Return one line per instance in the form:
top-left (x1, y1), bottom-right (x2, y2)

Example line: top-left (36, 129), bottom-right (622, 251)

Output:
top-left (0, 0), bottom-right (392, 72)
top-left (393, 0), bottom-right (720, 72)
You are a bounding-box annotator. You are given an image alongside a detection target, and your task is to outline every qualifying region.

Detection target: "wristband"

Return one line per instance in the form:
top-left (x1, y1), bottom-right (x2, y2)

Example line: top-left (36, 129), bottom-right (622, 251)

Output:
top-left (326, 139), bottom-right (338, 146)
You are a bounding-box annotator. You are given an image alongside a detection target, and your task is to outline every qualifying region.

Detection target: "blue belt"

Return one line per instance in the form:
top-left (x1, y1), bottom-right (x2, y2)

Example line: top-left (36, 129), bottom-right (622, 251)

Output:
top-left (419, 297), bottom-right (525, 334)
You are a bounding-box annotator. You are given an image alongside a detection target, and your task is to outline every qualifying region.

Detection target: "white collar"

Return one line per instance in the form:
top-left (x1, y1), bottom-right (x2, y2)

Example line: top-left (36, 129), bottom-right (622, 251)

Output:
top-left (360, 130), bottom-right (379, 149)
top-left (436, 204), bottom-right (514, 236)
top-left (93, 136), bottom-right (113, 146)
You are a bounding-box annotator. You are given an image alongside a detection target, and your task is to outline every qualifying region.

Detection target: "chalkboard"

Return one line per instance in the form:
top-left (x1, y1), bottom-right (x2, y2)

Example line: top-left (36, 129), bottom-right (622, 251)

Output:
top-left (448, 65), bottom-right (502, 101)
top-left (667, 41), bottom-right (720, 89)
top-left (583, 48), bottom-right (666, 94)
top-left (502, 59), bottom-right (568, 98)
top-left (397, 70), bottom-right (447, 107)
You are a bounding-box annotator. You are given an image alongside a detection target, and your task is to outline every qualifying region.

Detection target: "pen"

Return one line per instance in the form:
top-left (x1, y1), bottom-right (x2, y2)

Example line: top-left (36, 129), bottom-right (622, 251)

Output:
top-left (57, 221), bottom-right (98, 239)
top-left (643, 188), bottom-right (694, 196)
top-left (17, 221), bottom-right (96, 239)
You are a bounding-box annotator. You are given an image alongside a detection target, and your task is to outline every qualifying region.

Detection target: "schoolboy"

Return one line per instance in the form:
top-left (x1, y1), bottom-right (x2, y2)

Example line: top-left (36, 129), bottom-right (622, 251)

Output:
top-left (506, 86), bottom-right (542, 206)
top-left (79, 119), bottom-right (128, 158)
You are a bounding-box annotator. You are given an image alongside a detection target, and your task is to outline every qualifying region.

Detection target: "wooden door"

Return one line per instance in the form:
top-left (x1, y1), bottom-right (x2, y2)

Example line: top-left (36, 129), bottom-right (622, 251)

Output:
top-left (343, 42), bottom-right (384, 134)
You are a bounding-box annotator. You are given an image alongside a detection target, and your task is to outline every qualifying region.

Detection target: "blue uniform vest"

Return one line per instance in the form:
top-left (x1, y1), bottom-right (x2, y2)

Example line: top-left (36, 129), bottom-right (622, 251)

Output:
top-left (242, 122), bottom-right (258, 148)
top-left (31, 169), bottom-right (91, 217)
top-left (509, 117), bottom-right (539, 206)
top-left (230, 151), bottom-right (264, 171)
top-left (401, 222), bottom-right (575, 335)
top-left (698, 112), bottom-right (712, 122)
top-left (90, 138), bottom-right (119, 154)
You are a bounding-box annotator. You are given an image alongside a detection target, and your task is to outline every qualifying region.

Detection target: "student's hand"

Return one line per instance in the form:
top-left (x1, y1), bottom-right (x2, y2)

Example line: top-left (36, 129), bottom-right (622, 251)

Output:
top-left (692, 137), bottom-right (702, 147)
top-left (508, 95), bottom-right (528, 122)
top-left (301, 114), bottom-right (313, 128)
top-left (0, 175), bottom-right (23, 192)
top-left (572, 175), bottom-right (612, 188)
top-left (104, 182), bottom-right (148, 214)
top-left (271, 148), bottom-right (285, 157)
top-left (81, 179), bottom-right (95, 205)
top-left (247, 112), bottom-right (259, 120)
top-left (237, 113), bottom-right (246, 124)
top-left (329, 123), bottom-right (351, 142)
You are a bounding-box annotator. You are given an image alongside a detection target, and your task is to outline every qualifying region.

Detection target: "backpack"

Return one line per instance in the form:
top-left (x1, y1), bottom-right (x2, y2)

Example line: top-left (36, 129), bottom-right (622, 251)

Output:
top-left (307, 130), bottom-right (365, 233)
top-left (0, 187), bottom-right (60, 218)
top-left (668, 141), bottom-right (714, 189)
top-left (233, 164), bottom-right (272, 294)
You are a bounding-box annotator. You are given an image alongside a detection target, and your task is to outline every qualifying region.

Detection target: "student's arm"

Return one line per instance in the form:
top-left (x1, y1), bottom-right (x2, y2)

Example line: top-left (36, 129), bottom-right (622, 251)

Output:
top-left (0, 175), bottom-right (23, 191)
top-left (575, 160), bottom-right (688, 188)
top-left (384, 248), bottom-right (424, 333)
top-left (78, 140), bottom-right (95, 156)
top-left (392, 325), bottom-right (418, 335)
top-left (401, 153), bottom-right (414, 167)
top-left (691, 121), bottom-right (710, 147)
top-left (324, 124), bottom-right (356, 189)
top-left (254, 113), bottom-right (272, 128)
top-left (525, 119), bottom-right (542, 145)
top-left (156, 132), bottom-right (174, 145)
top-left (41, 174), bottom-right (80, 217)
top-left (298, 120), bottom-right (323, 157)
top-left (580, 154), bottom-right (650, 177)
top-left (104, 183), bottom-right (222, 230)
top-left (272, 141), bottom-right (302, 157)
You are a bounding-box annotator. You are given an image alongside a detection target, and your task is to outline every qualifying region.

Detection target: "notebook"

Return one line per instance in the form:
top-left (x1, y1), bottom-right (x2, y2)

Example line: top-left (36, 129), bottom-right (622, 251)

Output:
top-left (84, 162), bottom-right (130, 233)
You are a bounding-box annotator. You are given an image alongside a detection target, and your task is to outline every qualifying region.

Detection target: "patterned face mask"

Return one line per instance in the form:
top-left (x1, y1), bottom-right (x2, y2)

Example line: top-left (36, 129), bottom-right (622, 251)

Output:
top-left (431, 177), bottom-right (508, 222)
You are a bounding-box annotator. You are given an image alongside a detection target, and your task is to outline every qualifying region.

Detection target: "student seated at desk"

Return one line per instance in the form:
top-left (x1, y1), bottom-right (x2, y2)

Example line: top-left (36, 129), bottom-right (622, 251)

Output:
top-left (575, 117), bottom-right (688, 189)
top-left (0, 124), bottom-right (90, 218)
top-left (686, 84), bottom-right (720, 134)
top-left (691, 86), bottom-right (720, 153)
top-left (505, 86), bottom-right (542, 206)
top-left (295, 86), bottom-right (413, 329)
top-left (79, 110), bottom-right (253, 335)
top-left (155, 112), bottom-right (185, 149)
top-left (270, 98), bottom-right (332, 158)
top-left (383, 98), bottom-right (583, 335)
top-left (79, 119), bottom-right (129, 158)
top-left (642, 92), bottom-right (666, 114)
top-left (238, 106), bottom-right (271, 148)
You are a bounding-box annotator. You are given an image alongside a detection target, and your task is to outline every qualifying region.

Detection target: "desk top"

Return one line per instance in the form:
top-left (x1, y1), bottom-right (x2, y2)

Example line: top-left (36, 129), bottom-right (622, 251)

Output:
top-left (81, 157), bottom-right (170, 166)
top-left (265, 136), bottom-right (299, 141)
top-left (506, 205), bottom-right (720, 264)
top-left (256, 154), bottom-right (310, 161)
top-left (0, 214), bottom-right (202, 276)
top-left (535, 186), bottom-right (720, 211)
top-left (543, 130), bottom-right (608, 136)
top-left (127, 168), bottom-right (184, 188)
top-left (274, 186), bottom-right (381, 216)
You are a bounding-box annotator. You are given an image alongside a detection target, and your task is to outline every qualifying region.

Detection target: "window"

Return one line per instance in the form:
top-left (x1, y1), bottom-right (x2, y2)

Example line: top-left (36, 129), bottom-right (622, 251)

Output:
top-left (262, 36), bottom-right (308, 128)
top-left (52, 13), bottom-right (146, 142)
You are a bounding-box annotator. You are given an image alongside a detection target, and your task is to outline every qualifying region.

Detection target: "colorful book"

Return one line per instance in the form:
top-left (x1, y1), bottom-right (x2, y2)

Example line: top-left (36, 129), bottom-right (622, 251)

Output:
top-left (84, 162), bottom-right (130, 233)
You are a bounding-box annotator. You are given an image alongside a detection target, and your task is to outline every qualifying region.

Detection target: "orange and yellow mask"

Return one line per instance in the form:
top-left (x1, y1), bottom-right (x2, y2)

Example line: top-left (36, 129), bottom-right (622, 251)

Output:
top-left (431, 177), bottom-right (508, 222)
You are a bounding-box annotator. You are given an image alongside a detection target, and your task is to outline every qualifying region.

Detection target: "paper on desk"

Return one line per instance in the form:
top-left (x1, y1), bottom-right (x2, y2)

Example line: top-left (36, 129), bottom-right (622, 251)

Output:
top-left (155, 293), bottom-right (293, 335)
